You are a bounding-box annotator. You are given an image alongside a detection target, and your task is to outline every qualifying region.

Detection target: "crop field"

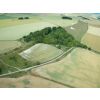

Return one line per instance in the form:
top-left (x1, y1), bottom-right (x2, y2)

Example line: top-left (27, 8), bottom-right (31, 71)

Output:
top-left (0, 41), bottom-right (21, 54)
top-left (19, 43), bottom-right (63, 63)
top-left (81, 33), bottom-right (100, 52)
top-left (64, 20), bottom-right (88, 41)
top-left (0, 22), bottom-right (56, 40)
top-left (31, 48), bottom-right (100, 87)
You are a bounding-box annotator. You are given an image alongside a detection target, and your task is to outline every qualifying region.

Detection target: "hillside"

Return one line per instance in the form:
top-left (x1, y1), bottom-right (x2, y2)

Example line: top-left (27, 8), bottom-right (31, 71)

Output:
top-left (19, 43), bottom-right (63, 63)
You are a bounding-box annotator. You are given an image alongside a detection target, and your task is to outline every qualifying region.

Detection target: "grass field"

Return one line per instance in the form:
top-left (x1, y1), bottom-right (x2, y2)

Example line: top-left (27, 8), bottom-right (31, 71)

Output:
top-left (0, 41), bottom-right (21, 54)
top-left (40, 14), bottom-right (77, 27)
top-left (0, 22), bottom-right (56, 40)
top-left (19, 43), bottom-right (63, 63)
top-left (81, 33), bottom-right (100, 52)
top-left (4, 13), bottom-right (38, 18)
top-left (0, 17), bottom-right (42, 28)
top-left (0, 50), bottom-right (33, 69)
top-left (64, 20), bottom-right (88, 41)
top-left (0, 14), bottom-right (14, 19)
top-left (31, 48), bottom-right (100, 87)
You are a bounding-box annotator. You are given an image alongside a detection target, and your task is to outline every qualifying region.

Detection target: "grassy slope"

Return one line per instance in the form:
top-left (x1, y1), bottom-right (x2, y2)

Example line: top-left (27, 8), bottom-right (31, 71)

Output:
top-left (64, 20), bottom-right (88, 41)
top-left (20, 43), bottom-right (63, 63)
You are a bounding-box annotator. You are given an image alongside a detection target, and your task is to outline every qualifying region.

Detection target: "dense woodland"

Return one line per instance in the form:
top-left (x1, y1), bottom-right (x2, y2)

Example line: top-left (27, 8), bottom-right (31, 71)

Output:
top-left (22, 27), bottom-right (88, 49)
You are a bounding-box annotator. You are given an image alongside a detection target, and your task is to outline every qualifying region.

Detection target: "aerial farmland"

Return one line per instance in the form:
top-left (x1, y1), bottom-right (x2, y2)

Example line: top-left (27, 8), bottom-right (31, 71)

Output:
top-left (0, 13), bottom-right (100, 88)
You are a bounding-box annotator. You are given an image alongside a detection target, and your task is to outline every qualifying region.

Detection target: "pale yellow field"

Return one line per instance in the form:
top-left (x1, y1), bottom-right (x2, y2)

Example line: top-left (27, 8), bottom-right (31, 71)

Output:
top-left (0, 41), bottom-right (21, 54)
top-left (31, 48), bottom-right (100, 87)
top-left (0, 75), bottom-right (66, 88)
top-left (20, 43), bottom-right (63, 63)
top-left (81, 33), bottom-right (100, 52)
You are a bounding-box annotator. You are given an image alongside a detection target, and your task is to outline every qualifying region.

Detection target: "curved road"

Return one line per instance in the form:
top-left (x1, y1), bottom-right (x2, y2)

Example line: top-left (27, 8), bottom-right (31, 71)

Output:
top-left (0, 47), bottom-right (74, 77)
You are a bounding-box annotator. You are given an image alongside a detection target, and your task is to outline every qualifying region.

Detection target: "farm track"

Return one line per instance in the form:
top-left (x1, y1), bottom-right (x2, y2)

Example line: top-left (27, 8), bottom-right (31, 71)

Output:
top-left (0, 47), bottom-right (74, 77)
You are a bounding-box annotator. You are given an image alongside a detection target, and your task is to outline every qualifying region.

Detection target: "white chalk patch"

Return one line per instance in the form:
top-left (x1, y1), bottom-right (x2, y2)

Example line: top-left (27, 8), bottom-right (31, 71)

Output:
top-left (70, 27), bottom-right (75, 30)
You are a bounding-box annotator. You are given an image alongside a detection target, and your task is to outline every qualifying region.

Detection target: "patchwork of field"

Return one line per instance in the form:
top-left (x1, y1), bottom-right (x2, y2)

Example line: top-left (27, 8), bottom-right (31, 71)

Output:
top-left (64, 21), bottom-right (88, 41)
top-left (81, 33), bottom-right (100, 52)
top-left (0, 41), bottom-right (21, 54)
top-left (0, 75), bottom-right (66, 88)
top-left (0, 22), bottom-right (56, 40)
top-left (20, 43), bottom-right (63, 63)
top-left (0, 13), bottom-right (100, 88)
top-left (31, 48), bottom-right (100, 88)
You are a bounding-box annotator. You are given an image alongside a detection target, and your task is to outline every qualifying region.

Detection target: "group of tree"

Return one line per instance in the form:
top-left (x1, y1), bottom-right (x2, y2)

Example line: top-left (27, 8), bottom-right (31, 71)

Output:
top-left (62, 16), bottom-right (72, 20)
top-left (22, 26), bottom-right (88, 49)
top-left (18, 17), bottom-right (29, 20)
